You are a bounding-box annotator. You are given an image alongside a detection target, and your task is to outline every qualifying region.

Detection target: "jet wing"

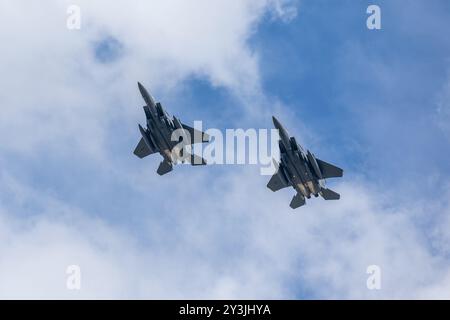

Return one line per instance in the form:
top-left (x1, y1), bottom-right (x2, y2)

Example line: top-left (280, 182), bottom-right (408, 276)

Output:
top-left (181, 123), bottom-right (210, 143)
top-left (133, 137), bottom-right (157, 159)
top-left (316, 158), bottom-right (343, 179)
top-left (267, 166), bottom-right (291, 192)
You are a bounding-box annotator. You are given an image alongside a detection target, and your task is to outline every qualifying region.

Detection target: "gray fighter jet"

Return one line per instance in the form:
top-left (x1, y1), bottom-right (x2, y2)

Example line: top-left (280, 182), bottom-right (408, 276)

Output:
top-left (267, 117), bottom-right (343, 209)
top-left (134, 82), bottom-right (209, 175)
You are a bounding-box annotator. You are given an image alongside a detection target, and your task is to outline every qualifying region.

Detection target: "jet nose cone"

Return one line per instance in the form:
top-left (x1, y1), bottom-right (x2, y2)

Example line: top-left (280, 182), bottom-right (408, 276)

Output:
top-left (272, 116), bottom-right (290, 142)
top-left (137, 82), bottom-right (155, 106)
top-left (272, 116), bottom-right (282, 129)
top-left (138, 82), bottom-right (146, 94)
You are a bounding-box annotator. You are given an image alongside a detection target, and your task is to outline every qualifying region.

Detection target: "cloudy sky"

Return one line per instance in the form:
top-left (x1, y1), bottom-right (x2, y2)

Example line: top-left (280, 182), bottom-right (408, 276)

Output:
top-left (0, 0), bottom-right (450, 299)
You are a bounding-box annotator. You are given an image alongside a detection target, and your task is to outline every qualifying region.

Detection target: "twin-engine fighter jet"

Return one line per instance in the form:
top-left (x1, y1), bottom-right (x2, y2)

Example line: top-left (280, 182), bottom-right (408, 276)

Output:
top-left (268, 117), bottom-right (343, 209)
top-left (134, 82), bottom-right (209, 175)
top-left (133, 84), bottom-right (343, 208)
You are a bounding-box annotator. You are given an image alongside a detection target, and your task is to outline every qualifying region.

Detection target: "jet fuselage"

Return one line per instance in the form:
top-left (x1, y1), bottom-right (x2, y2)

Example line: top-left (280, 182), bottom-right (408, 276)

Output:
top-left (138, 82), bottom-right (176, 162)
top-left (273, 116), bottom-right (323, 199)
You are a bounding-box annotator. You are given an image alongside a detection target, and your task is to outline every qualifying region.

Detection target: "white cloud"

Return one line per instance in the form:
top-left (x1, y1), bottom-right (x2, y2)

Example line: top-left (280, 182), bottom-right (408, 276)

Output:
top-left (0, 0), bottom-right (297, 157)
top-left (1, 1), bottom-right (450, 300)
top-left (1, 168), bottom-right (450, 299)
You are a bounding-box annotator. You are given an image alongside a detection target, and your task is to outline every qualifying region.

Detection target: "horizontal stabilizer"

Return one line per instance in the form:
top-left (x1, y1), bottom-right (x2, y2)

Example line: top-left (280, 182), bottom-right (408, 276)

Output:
top-left (133, 138), bottom-right (152, 159)
top-left (157, 160), bottom-right (173, 176)
top-left (316, 158), bottom-right (343, 179)
top-left (290, 193), bottom-right (306, 209)
top-left (321, 188), bottom-right (340, 200)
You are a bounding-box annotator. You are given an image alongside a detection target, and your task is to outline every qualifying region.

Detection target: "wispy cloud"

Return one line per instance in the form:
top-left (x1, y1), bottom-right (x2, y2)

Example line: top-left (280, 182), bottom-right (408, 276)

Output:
top-left (1, 167), bottom-right (450, 299)
top-left (0, 0), bottom-right (450, 299)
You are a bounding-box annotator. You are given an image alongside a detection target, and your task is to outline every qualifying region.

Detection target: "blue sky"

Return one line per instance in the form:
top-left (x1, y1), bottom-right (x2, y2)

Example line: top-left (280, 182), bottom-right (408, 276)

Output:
top-left (253, 0), bottom-right (450, 187)
top-left (0, 0), bottom-right (450, 298)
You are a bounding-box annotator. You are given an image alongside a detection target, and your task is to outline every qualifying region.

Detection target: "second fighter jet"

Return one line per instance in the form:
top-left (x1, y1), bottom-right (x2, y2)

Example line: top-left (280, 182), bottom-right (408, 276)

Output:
top-left (268, 117), bottom-right (343, 209)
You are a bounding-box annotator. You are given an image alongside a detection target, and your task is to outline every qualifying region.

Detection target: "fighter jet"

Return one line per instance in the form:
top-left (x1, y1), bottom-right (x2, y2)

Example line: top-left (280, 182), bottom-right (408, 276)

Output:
top-left (267, 117), bottom-right (343, 209)
top-left (133, 82), bottom-right (209, 175)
